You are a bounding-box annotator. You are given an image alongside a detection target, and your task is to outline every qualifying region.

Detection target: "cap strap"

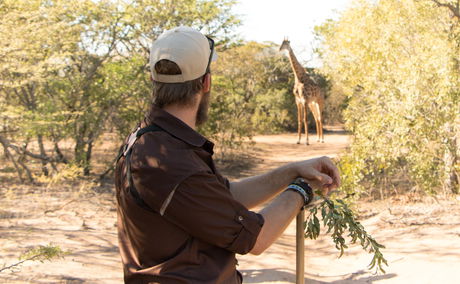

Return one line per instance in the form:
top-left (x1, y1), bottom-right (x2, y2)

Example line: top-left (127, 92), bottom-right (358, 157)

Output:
top-left (153, 73), bottom-right (185, 83)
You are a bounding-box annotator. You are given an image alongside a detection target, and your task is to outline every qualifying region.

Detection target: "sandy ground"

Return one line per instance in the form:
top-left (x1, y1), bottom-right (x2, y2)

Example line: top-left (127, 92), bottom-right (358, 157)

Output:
top-left (1, 131), bottom-right (460, 283)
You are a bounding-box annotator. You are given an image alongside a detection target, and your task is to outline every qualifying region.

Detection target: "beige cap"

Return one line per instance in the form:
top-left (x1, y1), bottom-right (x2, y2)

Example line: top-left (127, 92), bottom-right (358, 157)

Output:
top-left (149, 26), bottom-right (217, 83)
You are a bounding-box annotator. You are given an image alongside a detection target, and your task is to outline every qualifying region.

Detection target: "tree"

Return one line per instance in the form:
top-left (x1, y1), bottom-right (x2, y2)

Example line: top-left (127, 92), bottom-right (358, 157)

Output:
top-left (200, 41), bottom-right (295, 157)
top-left (0, 0), bottom-right (242, 179)
top-left (316, 0), bottom-right (459, 196)
top-left (0, 0), bottom-right (85, 180)
top-left (428, 0), bottom-right (460, 18)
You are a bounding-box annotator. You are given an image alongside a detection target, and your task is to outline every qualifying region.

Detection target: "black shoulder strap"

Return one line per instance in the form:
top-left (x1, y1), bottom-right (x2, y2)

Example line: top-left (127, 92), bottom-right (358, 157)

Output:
top-left (136, 124), bottom-right (163, 137)
top-left (122, 124), bottom-right (164, 212)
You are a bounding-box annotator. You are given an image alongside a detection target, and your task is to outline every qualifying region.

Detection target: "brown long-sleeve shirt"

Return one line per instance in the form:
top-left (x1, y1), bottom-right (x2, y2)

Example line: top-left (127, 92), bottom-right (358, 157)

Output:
top-left (115, 105), bottom-right (264, 283)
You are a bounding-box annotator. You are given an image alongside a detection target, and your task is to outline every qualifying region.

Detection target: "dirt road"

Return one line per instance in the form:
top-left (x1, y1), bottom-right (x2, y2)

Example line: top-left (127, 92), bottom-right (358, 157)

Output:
top-left (1, 131), bottom-right (459, 283)
top-left (235, 133), bottom-right (460, 284)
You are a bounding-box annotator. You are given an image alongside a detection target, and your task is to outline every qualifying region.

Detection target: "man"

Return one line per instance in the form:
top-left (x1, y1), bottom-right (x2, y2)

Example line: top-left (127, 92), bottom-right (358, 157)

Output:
top-left (115, 26), bottom-right (340, 283)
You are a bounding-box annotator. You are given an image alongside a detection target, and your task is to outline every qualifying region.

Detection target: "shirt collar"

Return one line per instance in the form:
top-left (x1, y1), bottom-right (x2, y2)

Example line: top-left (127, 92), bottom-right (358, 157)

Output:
top-left (145, 104), bottom-right (214, 153)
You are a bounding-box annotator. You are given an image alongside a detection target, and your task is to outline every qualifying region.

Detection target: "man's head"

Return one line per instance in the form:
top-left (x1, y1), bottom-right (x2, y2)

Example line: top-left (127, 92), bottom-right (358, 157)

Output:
top-left (149, 26), bottom-right (216, 125)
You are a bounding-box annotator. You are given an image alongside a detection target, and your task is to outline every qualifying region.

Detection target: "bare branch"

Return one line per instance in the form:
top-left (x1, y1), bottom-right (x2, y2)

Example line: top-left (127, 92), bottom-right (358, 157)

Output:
top-left (0, 136), bottom-right (25, 182)
top-left (0, 257), bottom-right (33, 273)
top-left (430, 0), bottom-right (460, 18)
top-left (0, 135), bottom-right (61, 163)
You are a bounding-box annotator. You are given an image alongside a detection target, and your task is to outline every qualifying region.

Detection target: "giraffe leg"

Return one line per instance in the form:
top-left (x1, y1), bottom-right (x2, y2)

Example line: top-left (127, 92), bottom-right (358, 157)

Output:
top-left (314, 103), bottom-right (324, 143)
top-left (296, 102), bottom-right (302, 144)
top-left (319, 118), bottom-right (324, 143)
top-left (310, 102), bottom-right (323, 143)
top-left (316, 119), bottom-right (321, 143)
top-left (316, 103), bottom-right (325, 143)
top-left (303, 103), bottom-right (309, 145)
top-left (311, 105), bottom-right (319, 142)
top-left (314, 105), bottom-right (321, 143)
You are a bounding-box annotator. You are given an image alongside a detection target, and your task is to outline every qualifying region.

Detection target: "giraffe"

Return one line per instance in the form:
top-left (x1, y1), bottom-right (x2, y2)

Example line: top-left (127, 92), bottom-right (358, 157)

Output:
top-left (280, 38), bottom-right (325, 145)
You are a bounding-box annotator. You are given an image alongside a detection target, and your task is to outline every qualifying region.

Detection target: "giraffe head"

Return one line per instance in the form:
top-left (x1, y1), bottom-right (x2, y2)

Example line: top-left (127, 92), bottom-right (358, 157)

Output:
top-left (279, 37), bottom-right (290, 51)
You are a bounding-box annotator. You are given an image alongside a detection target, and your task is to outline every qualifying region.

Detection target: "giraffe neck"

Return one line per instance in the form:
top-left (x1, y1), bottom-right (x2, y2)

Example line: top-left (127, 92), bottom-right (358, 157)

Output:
top-left (287, 45), bottom-right (314, 85)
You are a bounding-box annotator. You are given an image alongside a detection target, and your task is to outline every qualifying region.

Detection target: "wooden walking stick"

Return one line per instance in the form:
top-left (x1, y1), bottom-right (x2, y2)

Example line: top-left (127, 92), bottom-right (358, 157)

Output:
top-left (291, 178), bottom-right (320, 283)
top-left (296, 210), bottom-right (305, 284)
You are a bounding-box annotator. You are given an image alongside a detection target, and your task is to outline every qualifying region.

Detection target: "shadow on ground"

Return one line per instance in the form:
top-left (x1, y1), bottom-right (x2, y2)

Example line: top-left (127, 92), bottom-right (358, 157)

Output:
top-left (241, 268), bottom-right (397, 283)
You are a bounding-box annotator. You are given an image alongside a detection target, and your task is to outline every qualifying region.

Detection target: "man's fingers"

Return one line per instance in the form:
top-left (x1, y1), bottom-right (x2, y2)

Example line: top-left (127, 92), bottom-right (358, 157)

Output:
top-left (320, 156), bottom-right (341, 188)
top-left (315, 173), bottom-right (333, 186)
top-left (297, 156), bottom-right (341, 192)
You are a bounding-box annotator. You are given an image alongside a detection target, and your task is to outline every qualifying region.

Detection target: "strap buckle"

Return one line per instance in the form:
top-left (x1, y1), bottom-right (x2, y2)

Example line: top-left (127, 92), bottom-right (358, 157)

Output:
top-left (123, 127), bottom-right (140, 156)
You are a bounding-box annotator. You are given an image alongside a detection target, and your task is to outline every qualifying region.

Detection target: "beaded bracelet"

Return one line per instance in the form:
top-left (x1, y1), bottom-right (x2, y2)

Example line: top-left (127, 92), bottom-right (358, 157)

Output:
top-left (286, 178), bottom-right (314, 208)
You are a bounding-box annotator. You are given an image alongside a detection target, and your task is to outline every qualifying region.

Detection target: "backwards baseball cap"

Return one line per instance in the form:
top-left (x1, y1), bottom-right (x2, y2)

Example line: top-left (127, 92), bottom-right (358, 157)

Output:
top-left (149, 26), bottom-right (217, 83)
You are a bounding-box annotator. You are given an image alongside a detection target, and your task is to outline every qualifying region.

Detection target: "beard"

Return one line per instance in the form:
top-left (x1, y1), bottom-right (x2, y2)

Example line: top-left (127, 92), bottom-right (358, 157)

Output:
top-left (196, 91), bottom-right (210, 126)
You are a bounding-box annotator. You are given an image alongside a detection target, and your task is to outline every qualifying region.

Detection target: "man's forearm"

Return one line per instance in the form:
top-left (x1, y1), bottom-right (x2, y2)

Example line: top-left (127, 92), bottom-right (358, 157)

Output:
top-left (249, 190), bottom-right (304, 255)
top-left (229, 163), bottom-right (299, 209)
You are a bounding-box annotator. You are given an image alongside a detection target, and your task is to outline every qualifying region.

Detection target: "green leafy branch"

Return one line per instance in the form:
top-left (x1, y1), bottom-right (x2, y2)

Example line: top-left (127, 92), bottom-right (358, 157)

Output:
top-left (305, 195), bottom-right (388, 273)
top-left (0, 244), bottom-right (68, 273)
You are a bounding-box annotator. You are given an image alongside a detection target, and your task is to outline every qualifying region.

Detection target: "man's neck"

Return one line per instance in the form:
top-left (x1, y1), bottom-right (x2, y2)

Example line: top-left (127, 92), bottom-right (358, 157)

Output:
top-left (162, 103), bottom-right (197, 129)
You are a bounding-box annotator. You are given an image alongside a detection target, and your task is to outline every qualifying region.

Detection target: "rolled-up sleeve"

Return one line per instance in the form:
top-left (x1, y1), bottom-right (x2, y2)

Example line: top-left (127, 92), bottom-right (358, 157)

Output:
top-left (161, 171), bottom-right (264, 255)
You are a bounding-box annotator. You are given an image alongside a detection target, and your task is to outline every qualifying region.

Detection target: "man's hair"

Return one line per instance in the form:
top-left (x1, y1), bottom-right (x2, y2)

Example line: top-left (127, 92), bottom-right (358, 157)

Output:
top-left (152, 60), bottom-right (204, 108)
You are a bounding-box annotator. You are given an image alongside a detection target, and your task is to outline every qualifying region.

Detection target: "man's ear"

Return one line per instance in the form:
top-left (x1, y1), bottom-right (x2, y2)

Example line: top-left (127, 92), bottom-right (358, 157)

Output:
top-left (150, 73), bottom-right (154, 82)
top-left (202, 73), bottom-right (211, 93)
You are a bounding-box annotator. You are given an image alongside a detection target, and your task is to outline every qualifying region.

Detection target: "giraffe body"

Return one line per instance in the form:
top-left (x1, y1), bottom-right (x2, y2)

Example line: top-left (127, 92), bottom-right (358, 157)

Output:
top-left (280, 39), bottom-right (325, 145)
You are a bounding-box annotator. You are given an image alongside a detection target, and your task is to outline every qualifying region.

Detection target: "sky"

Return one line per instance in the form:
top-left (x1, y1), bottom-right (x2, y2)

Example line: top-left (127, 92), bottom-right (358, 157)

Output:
top-left (233, 0), bottom-right (352, 67)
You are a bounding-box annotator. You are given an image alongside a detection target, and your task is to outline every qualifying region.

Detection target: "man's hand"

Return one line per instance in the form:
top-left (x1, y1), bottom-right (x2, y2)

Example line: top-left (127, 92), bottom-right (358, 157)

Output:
top-left (230, 156), bottom-right (340, 209)
top-left (293, 156), bottom-right (341, 196)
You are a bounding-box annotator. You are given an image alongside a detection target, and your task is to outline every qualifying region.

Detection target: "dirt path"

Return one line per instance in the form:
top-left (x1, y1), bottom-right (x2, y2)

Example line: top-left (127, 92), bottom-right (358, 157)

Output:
top-left (235, 132), bottom-right (460, 284)
top-left (1, 131), bottom-right (459, 283)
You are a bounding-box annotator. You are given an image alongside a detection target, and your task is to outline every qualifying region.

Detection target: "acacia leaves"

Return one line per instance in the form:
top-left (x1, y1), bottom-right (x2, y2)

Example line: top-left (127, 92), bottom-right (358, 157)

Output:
top-left (0, 0), bottom-right (242, 178)
top-left (200, 41), bottom-right (295, 157)
top-left (0, 244), bottom-right (68, 273)
top-left (316, 0), bottom-right (460, 195)
top-left (305, 195), bottom-right (387, 274)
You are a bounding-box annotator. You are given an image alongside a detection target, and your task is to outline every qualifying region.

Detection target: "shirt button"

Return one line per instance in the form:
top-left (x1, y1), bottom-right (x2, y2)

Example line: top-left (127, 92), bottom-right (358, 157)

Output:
top-left (238, 216), bottom-right (244, 222)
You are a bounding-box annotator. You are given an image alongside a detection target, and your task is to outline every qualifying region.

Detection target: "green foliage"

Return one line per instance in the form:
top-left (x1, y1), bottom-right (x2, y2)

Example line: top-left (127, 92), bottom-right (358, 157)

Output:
top-left (0, 244), bottom-right (68, 273)
top-left (0, 0), bottom-right (341, 181)
top-left (101, 55), bottom-right (151, 140)
top-left (124, 0), bottom-right (240, 46)
top-left (306, 195), bottom-right (387, 273)
top-left (1, 0), bottom-right (332, 180)
top-left (200, 41), bottom-right (295, 156)
top-left (316, 0), bottom-right (460, 196)
top-left (0, 0), bottom-right (242, 179)
top-left (19, 244), bottom-right (68, 263)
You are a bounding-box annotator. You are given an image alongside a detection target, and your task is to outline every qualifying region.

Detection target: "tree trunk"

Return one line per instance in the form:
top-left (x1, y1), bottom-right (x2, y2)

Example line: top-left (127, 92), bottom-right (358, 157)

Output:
top-left (37, 134), bottom-right (49, 176)
top-left (84, 140), bottom-right (93, 176)
top-left (17, 154), bottom-right (34, 183)
top-left (75, 136), bottom-right (93, 176)
top-left (443, 122), bottom-right (459, 194)
top-left (53, 140), bottom-right (68, 164)
top-left (74, 135), bottom-right (87, 174)
top-left (0, 136), bottom-right (25, 183)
